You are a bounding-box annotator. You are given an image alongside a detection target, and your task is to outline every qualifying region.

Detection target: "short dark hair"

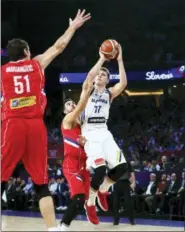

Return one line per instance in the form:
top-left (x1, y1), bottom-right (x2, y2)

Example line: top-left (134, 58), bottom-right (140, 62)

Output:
top-left (100, 67), bottom-right (110, 79)
top-left (63, 98), bottom-right (73, 105)
top-left (7, 38), bottom-right (29, 61)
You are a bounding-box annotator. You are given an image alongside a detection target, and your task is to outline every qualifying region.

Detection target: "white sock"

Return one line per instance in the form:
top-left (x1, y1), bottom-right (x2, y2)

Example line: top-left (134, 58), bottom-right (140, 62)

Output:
top-left (87, 188), bottom-right (97, 206)
top-left (48, 227), bottom-right (59, 231)
top-left (59, 223), bottom-right (69, 231)
top-left (99, 177), bottom-right (114, 193)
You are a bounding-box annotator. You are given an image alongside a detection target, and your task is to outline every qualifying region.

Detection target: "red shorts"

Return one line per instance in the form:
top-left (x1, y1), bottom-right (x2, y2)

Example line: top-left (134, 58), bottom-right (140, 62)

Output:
top-left (63, 157), bottom-right (90, 199)
top-left (1, 118), bottom-right (48, 184)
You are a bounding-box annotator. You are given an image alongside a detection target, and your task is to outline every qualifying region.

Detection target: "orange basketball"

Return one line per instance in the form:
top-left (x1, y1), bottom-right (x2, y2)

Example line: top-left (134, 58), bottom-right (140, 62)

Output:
top-left (100, 39), bottom-right (119, 59)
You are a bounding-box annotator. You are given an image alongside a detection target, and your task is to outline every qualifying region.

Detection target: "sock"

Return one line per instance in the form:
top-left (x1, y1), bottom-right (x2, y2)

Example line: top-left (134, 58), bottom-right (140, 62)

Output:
top-left (60, 223), bottom-right (69, 231)
top-left (48, 227), bottom-right (59, 231)
top-left (99, 176), bottom-right (114, 193)
top-left (87, 188), bottom-right (97, 206)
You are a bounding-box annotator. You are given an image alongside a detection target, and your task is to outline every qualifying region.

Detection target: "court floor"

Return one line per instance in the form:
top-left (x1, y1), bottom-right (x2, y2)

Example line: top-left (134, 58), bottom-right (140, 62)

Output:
top-left (1, 211), bottom-right (184, 231)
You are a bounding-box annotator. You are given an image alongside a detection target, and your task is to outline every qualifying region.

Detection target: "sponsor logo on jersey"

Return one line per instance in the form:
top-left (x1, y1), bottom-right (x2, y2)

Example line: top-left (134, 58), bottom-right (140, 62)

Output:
top-left (10, 96), bottom-right (36, 109)
top-left (88, 117), bottom-right (106, 124)
top-left (91, 98), bottom-right (108, 104)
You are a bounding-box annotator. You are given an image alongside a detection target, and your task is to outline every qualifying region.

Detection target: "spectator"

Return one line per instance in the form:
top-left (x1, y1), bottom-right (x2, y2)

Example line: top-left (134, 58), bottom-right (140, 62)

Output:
top-left (135, 173), bottom-right (157, 213)
top-left (151, 160), bottom-right (160, 172)
top-left (6, 177), bottom-right (16, 209)
top-left (22, 177), bottom-right (33, 209)
top-left (23, 177), bottom-right (33, 194)
top-left (153, 174), bottom-right (168, 213)
top-left (169, 172), bottom-right (185, 216)
top-left (159, 156), bottom-right (170, 171)
top-left (156, 173), bottom-right (179, 214)
top-left (56, 177), bottom-right (69, 211)
top-left (49, 178), bottom-right (58, 195)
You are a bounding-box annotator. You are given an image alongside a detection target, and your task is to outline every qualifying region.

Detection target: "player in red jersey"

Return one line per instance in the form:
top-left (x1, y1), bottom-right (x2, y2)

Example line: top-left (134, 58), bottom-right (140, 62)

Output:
top-left (1, 9), bottom-right (91, 231)
top-left (59, 53), bottom-right (107, 231)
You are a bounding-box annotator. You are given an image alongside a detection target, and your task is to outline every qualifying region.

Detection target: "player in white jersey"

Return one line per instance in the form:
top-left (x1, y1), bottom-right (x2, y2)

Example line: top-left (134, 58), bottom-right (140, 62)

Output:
top-left (81, 45), bottom-right (128, 225)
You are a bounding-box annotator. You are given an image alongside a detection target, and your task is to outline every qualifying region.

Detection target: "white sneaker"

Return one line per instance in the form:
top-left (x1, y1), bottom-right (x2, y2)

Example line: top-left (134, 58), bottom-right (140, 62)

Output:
top-left (58, 223), bottom-right (69, 231)
top-left (62, 206), bottom-right (67, 210)
top-left (56, 206), bottom-right (63, 210)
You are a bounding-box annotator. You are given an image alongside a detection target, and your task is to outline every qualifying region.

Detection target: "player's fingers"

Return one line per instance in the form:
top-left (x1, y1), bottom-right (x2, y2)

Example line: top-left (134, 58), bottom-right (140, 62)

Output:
top-left (69, 18), bottom-right (72, 24)
top-left (83, 13), bottom-right (91, 19)
top-left (81, 9), bottom-right (86, 16)
top-left (83, 14), bottom-right (91, 22)
top-left (76, 9), bottom-right (81, 17)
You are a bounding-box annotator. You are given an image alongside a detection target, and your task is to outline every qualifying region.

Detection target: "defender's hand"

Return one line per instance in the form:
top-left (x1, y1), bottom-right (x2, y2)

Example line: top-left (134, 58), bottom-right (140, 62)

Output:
top-left (69, 9), bottom-right (91, 30)
top-left (77, 135), bottom-right (87, 146)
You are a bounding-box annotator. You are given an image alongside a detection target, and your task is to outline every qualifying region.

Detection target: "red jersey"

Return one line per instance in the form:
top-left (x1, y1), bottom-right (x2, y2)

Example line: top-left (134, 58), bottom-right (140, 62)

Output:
top-left (62, 123), bottom-right (86, 160)
top-left (1, 59), bottom-right (46, 121)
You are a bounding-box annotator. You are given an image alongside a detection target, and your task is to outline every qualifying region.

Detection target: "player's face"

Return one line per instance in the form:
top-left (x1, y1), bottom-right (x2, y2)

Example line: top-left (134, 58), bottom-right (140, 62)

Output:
top-left (95, 70), bottom-right (109, 87)
top-left (64, 101), bottom-right (76, 114)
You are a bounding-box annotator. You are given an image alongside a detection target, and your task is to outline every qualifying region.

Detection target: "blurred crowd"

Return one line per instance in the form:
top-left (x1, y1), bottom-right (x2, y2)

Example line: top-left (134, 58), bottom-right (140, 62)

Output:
top-left (3, 170), bottom-right (184, 218)
top-left (109, 96), bottom-right (185, 171)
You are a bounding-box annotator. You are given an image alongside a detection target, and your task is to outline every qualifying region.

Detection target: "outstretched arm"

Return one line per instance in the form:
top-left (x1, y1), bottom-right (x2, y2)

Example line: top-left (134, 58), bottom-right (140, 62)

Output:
top-left (82, 50), bottom-right (107, 90)
top-left (63, 80), bottom-right (93, 127)
top-left (63, 50), bottom-right (106, 127)
top-left (109, 45), bottom-right (127, 100)
top-left (34, 9), bottom-right (91, 69)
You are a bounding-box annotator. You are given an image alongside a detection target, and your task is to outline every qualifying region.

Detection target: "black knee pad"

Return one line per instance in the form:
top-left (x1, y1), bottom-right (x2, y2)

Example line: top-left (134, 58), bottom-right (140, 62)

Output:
top-left (108, 163), bottom-right (128, 182)
top-left (91, 165), bottom-right (107, 191)
top-left (72, 194), bottom-right (85, 210)
top-left (34, 184), bottom-right (51, 201)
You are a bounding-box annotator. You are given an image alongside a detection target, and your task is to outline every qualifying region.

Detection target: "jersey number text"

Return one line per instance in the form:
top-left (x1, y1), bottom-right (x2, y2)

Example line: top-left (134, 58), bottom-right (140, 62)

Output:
top-left (13, 75), bottom-right (30, 94)
top-left (94, 105), bottom-right (101, 113)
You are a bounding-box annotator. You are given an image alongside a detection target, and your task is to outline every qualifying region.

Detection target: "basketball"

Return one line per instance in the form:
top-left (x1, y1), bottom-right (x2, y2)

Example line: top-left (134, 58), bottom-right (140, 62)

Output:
top-left (100, 39), bottom-right (119, 59)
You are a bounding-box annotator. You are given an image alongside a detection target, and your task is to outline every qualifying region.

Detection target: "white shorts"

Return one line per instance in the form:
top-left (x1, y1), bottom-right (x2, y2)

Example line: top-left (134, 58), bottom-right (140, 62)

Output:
top-left (84, 130), bottom-right (126, 170)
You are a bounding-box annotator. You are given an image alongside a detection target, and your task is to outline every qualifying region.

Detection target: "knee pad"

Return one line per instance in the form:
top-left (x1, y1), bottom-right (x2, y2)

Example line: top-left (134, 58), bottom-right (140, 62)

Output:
top-left (91, 165), bottom-right (107, 191)
top-left (108, 163), bottom-right (128, 182)
top-left (71, 194), bottom-right (85, 210)
top-left (34, 184), bottom-right (51, 201)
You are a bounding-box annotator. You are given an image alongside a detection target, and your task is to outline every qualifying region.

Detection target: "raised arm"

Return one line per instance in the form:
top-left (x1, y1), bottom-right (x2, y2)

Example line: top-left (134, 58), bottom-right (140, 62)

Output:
top-left (34, 9), bottom-right (91, 70)
top-left (63, 80), bottom-right (93, 126)
top-left (109, 45), bottom-right (127, 100)
top-left (63, 51), bottom-right (106, 127)
top-left (82, 50), bottom-right (107, 90)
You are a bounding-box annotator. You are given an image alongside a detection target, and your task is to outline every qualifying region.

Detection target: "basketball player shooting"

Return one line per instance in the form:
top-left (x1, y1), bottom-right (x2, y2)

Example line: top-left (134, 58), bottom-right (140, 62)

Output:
top-left (80, 44), bottom-right (128, 225)
top-left (1, 9), bottom-right (91, 231)
top-left (60, 51), bottom-right (108, 231)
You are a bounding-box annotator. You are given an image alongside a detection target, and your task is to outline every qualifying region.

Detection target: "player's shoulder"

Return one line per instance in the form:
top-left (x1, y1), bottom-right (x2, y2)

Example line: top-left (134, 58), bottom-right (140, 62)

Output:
top-left (2, 62), bottom-right (9, 69)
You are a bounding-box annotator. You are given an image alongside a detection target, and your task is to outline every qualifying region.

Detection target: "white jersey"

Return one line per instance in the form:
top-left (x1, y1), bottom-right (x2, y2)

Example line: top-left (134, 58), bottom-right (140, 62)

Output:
top-left (81, 88), bottom-right (111, 134)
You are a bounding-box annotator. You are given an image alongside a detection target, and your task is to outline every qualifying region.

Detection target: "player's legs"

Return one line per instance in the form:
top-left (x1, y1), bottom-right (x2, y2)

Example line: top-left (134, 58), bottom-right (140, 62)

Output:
top-left (84, 133), bottom-right (107, 224)
top-left (97, 132), bottom-right (128, 211)
top-left (81, 169), bottom-right (91, 200)
top-left (22, 119), bottom-right (57, 231)
top-left (1, 119), bottom-right (26, 194)
top-left (60, 169), bottom-right (87, 230)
